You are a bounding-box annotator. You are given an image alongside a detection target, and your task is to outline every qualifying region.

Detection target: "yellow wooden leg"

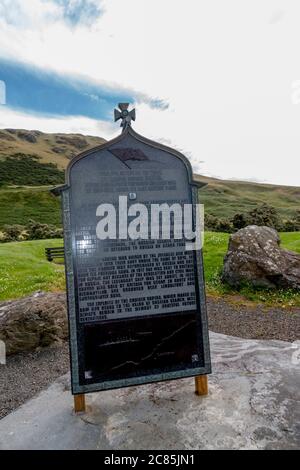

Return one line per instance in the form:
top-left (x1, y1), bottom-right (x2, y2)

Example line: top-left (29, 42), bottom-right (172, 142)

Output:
top-left (195, 375), bottom-right (208, 396)
top-left (74, 394), bottom-right (86, 413)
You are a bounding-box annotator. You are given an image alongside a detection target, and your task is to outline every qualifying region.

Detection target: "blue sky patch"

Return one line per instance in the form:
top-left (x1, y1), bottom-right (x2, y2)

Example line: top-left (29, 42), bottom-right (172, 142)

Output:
top-left (0, 59), bottom-right (137, 120)
top-left (0, 59), bottom-right (167, 121)
top-left (52, 0), bottom-right (103, 26)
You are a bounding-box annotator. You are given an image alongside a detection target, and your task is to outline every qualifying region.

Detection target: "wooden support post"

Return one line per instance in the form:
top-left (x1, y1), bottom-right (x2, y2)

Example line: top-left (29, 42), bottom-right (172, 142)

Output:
top-left (74, 394), bottom-right (86, 413)
top-left (195, 375), bottom-right (208, 396)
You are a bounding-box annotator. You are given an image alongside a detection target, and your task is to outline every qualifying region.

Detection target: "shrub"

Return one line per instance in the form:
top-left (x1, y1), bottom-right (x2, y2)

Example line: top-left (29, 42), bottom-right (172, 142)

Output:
top-left (205, 214), bottom-right (234, 233)
top-left (215, 218), bottom-right (234, 233)
top-left (282, 219), bottom-right (300, 232)
top-left (232, 212), bottom-right (248, 230)
top-left (2, 224), bottom-right (24, 242)
top-left (247, 203), bottom-right (281, 230)
top-left (0, 221), bottom-right (63, 242)
top-left (206, 204), bottom-right (300, 234)
top-left (204, 213), bottom-right (219, 231)
top-left (26, 220), bottom-right (63, 240)
top-left (229, 204), bottom-right (299, 232)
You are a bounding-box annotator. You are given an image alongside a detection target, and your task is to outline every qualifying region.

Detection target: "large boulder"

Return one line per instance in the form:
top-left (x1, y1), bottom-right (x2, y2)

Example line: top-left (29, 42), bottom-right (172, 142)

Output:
top-left (0, 292), bottom-right (68, 355)
top-left (222, 225), bottom-right (300, 289)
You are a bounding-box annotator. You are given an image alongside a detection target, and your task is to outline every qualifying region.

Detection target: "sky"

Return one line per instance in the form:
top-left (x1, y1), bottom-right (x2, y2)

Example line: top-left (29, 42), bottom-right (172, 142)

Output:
top-left (0, 0), bottom-right (300, 186)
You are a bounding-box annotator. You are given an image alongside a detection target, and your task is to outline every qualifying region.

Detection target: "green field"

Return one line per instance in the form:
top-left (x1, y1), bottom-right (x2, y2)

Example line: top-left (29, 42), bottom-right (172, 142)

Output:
top-left (0, 239), bottom-right (65, 300)
top-left (0, 187), bottom-right (62, 227)
top-left (0, 233), bottom-right (299, 306)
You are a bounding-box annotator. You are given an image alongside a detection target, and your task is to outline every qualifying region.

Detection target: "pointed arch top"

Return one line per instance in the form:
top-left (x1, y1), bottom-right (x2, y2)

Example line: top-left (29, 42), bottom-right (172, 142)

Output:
top-left (52, 126), bottom-right (206, 195)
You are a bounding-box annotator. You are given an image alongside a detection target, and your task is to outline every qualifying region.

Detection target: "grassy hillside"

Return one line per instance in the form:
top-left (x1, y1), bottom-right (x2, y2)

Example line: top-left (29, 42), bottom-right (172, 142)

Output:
top-left (195, 175), bottom-right (300, 219)
top-left (0, 154), bottom-right (65, 186)
top-left (0, 128), bottom-right (299, 228)
top-left (0, 129), bottom-right (105, 169)
top-left (1, 178), bottom-right (299, 229)
top-left (0, 129), bottom-right (105, 227)
top-left (0, 186), bottom-right (62, 227)
top-left (0, 233), bottom-right (299, 305)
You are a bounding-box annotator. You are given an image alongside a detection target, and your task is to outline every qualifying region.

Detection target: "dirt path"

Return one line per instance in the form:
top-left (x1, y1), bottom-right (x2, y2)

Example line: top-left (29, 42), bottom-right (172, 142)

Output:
top-left (1, 296), bottom-right (299, 419)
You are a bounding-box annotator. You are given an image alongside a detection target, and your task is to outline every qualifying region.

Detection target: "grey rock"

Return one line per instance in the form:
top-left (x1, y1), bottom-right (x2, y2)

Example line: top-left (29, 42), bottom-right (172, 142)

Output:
top-left (222, 225), bottom-right (300, 289)
top-left (0, 332), bottom-right (298, 450)
top-left (51, 146), bottom-right (65, 154)
top-left (17, 130), bottom-right (37, 143)
top-left (55, 135), bottom-right (88, 149)
top-left (0, 292), bottom-right (68, 355)
top-left (0, 131), bottom-right (16, 141)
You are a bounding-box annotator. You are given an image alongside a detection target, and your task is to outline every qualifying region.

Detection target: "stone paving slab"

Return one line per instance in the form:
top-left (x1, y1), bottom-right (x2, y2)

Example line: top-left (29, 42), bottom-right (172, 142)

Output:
top-left (0, 332), bottom-right (299, 450)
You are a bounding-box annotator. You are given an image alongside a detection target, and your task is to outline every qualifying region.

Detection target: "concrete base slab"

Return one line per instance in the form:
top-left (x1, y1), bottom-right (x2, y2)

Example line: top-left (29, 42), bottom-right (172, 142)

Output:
top-left (0, 332), bottom-right (299, 450)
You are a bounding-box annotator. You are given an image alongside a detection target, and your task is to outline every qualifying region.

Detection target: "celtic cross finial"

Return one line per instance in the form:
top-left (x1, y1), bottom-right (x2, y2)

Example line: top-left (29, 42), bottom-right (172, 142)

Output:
top-left (114, 103), bottom-right (136, 131)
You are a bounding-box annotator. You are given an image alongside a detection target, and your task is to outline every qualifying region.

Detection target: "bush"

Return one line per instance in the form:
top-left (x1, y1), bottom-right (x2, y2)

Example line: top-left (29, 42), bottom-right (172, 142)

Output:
top-left (206, 204), bottom-right (300, 233)
top-left (204, 213), bottom-right (219, 231)
top-left (282, 219), bottom-right (300, 232)
top-left (205, 214), bottom-right (234, 233)
top-left (26, 220), bottom-right (63, 240)
top-left (2, 224), bottom-right (24, 242)
top-left (0, 220), bottom-right (63, 243)
top-left (216, 218), bottom-right (234, 233)
top-left (229, 204), bottom-right (300, 232)
top-left (232, 212), bottom-right (248, 230)
top-left (247, 203), bottom-right (282, 230)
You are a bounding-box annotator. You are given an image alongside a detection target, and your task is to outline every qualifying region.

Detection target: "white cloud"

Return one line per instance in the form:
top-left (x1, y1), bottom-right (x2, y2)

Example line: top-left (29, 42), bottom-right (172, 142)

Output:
top-left (0, 0), bottom-right (300, 186)
top-left (0, 0), bottom-right (61, 28)
top-left (0, 106), bottom-right (116, 139)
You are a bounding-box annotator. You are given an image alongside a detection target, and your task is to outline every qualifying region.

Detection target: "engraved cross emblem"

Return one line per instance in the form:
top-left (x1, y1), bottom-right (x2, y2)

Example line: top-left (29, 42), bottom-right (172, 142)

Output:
top-left (114, 103), bottom-right (136, 131)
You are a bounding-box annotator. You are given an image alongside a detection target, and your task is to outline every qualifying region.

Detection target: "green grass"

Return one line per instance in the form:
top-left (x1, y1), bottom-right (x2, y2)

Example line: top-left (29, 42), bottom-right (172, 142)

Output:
top-left (280, 232), bottom-right (300, 254)
top-left (0, 233), bottom-right (299, 306)
top-left (202, 232), bottom-right (230, 283)
top-left (0, 187), bottom-right (62, 228)
top-left (0, 239), bottom-right (65, 300)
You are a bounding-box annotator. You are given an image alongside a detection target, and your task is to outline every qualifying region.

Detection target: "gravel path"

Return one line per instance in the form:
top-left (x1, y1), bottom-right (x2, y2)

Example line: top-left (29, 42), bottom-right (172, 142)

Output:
top-left (0, 296), bottom-right (299, 419)
top-left (0, 344), bottom-right (70, 419)
top-left (207, 297), bottom-right (300, 343)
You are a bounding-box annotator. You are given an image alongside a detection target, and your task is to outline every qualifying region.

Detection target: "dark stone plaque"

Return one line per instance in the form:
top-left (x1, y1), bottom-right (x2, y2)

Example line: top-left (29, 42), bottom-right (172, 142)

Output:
top-left (56, 110), bottom-right (211, 394)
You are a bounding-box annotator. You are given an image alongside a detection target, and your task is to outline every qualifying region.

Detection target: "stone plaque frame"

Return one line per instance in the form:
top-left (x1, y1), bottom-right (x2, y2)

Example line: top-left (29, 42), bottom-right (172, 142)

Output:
top-left (55, 126), bottom-right (211, 395)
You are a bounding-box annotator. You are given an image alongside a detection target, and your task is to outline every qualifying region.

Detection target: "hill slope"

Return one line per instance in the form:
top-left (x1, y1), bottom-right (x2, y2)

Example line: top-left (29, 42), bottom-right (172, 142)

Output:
top-left (0, 129), bottom-right (299, 227)
top-left (194, 175), bottom-right (300, 219)
top-left (0, 128), bottom-right (105, 169)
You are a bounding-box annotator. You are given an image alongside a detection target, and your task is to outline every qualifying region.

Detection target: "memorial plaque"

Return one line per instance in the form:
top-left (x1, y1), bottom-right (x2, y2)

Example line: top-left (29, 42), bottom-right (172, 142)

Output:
top-left (56, 104), bottom-right (211, 394)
